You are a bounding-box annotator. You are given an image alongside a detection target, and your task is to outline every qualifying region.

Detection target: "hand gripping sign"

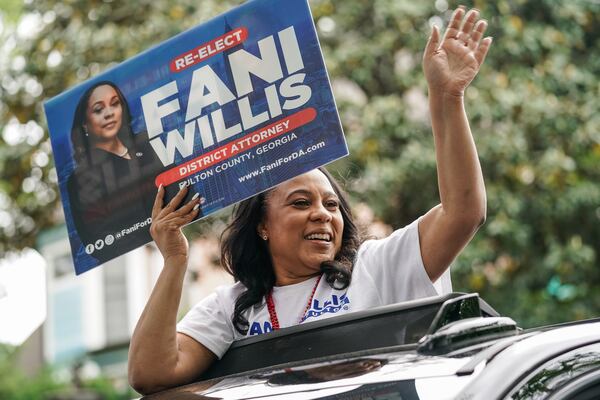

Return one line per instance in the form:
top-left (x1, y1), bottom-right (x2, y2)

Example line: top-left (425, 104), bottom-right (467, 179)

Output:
top-left (44, 0), bottom-right (348, 275)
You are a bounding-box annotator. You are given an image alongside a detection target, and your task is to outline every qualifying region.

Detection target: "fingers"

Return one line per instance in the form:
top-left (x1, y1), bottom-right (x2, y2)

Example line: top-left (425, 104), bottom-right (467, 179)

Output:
top-left (425, 24), bottom-right (441, 55)
top-left (440, 6), bottom-right (493, 66)
top-left (173, 192), bottom-right (201, 217)
top-left (161, 211), bottom-right (200, 230)
top-left (163, 187), bottom-right (201, 219)
top-left (161, 185), bottom-right (189, 216)
top-left (475, 37), bottom-right (493, 66)
top-left (441, 7), bottom-right (465, 42)
top-left (152, 191), bottom-right (201, 231)
top-left (458, 9), bottom-right (480, 45)
top-left (153, 184), bottom-right (204, 222)
top-left (151, 184), bottom-right (164, 219)
top-left (468, 20), bottom-right (488, 51)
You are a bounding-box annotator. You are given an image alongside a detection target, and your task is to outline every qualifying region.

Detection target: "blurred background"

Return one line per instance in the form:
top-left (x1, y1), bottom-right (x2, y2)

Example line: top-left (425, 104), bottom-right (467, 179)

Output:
top-left (0, 0), bottom-right (599, 398)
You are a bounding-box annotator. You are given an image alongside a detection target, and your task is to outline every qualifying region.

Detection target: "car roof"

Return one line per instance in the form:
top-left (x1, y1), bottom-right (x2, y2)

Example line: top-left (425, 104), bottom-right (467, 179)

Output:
top-left (142, 293), bottom-right (499, 397)
top-left (155, 349), bottom-right (478, 400)
top-left (141, 294), bottom-right (600, 399)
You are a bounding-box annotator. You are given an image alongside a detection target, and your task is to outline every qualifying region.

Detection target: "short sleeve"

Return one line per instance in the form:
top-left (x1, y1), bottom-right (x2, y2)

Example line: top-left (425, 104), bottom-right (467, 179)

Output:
top-left (354, 218), bottom-right (450, 305)
top-left (176, 290), bottom-right (235, 359)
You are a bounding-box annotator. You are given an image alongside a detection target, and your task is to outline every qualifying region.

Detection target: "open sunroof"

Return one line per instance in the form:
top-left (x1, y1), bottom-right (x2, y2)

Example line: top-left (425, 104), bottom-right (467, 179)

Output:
top-left (201, 292), bottom-right (497, 380)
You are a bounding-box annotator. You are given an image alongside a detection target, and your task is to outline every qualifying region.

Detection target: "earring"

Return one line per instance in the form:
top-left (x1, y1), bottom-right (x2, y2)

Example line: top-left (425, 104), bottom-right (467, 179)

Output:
top-left (262, 233), bottom-right (268, 241)
top-left (83, 126), bottom-right (89, 137)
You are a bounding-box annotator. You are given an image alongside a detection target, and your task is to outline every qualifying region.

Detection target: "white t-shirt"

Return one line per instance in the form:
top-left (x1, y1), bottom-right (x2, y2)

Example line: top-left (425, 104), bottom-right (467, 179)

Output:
top-left (177, 218), bottom-right (452, 359)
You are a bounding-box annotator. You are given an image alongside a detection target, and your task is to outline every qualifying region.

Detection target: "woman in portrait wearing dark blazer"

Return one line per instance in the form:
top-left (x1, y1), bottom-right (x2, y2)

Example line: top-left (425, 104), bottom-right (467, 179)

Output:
top-left (67, 81), bottom-right (174, 264)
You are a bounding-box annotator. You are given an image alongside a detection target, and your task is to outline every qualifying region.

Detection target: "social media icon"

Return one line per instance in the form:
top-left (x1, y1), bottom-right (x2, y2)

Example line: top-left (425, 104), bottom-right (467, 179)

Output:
top-left (95, 239), bottom-right (104, 250)
top-left (85, 244), bottom-right (95, 254)
top-left (105, 234), bottom-right (114, 245)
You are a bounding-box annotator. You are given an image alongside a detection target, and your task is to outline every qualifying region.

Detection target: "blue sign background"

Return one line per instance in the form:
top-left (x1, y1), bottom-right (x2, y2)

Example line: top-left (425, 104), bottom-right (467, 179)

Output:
top-left (45, 0), bottom-right (348, 274)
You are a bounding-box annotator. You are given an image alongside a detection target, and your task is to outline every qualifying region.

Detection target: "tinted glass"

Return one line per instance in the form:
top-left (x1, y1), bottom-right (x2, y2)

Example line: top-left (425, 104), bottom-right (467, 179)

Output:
top-left (510, 343), bottom-right (600, 399)
top-left (427, 294), bottom-right (481, 334)
top-left (564, 382), bottom-right (600, 400)
top-left (202, 301), bottom-right (442, 379)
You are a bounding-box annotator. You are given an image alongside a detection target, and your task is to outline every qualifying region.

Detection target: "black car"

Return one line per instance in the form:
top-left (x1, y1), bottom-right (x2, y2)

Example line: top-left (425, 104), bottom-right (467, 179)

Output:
top-left (142, 293), bottom-right (600, 399)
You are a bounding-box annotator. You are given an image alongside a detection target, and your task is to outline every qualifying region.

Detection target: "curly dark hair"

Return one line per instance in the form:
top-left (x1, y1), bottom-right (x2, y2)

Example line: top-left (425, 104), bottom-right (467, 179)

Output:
top-left (220, 167), bottom-right (362, 334)
top-left (71, 81), bottom-right (134, 165)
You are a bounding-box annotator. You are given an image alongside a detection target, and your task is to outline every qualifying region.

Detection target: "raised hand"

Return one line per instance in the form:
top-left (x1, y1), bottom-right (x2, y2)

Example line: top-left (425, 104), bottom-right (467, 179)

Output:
top-left (150, 185), bottom-right (201, 263)
top-left (423, 7), bottom-right (492, 97)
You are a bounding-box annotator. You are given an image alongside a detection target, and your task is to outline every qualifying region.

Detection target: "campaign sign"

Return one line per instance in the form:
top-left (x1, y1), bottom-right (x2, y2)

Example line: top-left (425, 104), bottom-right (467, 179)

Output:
top-left (44, 0), bottom-right (348, 275)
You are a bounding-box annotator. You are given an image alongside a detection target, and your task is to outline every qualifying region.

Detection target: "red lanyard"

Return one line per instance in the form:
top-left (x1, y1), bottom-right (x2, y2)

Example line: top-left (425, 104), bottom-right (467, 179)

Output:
top-left (266, 275), bottom-right (321, 331)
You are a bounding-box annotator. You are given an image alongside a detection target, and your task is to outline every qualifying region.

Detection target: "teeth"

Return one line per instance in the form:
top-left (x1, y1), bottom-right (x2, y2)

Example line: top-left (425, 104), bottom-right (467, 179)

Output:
top-left (305, 233), bottom-right (331, 242)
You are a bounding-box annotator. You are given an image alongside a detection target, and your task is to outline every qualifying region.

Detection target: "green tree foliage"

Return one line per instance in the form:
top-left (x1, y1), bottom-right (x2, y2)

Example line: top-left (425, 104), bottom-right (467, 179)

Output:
top-left (317, 0), bottom-right (600, 327)
top-left (1, 0), bottom-right (599, 328)
top-left (0, 343), bottom-right (63, 399)
top-left (0, 344), bottom-right (134, 399)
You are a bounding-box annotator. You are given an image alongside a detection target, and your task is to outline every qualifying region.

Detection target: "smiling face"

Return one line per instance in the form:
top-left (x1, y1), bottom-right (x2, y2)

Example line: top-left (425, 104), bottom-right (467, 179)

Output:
top-left (84, 84), bottom-right (123, 143)
top-left (260, 169), bottom-right (344, 285)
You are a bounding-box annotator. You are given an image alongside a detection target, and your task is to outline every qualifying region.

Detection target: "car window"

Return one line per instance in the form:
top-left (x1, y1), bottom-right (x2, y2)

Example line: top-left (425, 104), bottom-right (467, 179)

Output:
top-left (507, 343), bottom-right (600, 400)
top-left (560, 380), bottom-right (600, 400)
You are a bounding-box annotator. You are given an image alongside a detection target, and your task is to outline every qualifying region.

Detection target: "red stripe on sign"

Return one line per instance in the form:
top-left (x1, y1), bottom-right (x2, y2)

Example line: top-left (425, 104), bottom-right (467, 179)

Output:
top-left (170, 27), bottom-right (248, 73)
top-left (155, 108), bottom-right (318, 187)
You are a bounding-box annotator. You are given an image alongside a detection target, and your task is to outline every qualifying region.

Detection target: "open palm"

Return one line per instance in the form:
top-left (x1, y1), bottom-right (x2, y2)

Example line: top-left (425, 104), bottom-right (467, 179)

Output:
top-left (150, 185), bottom-right (200, 262)
top-left (423, 8), bottom-right (492, 97)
